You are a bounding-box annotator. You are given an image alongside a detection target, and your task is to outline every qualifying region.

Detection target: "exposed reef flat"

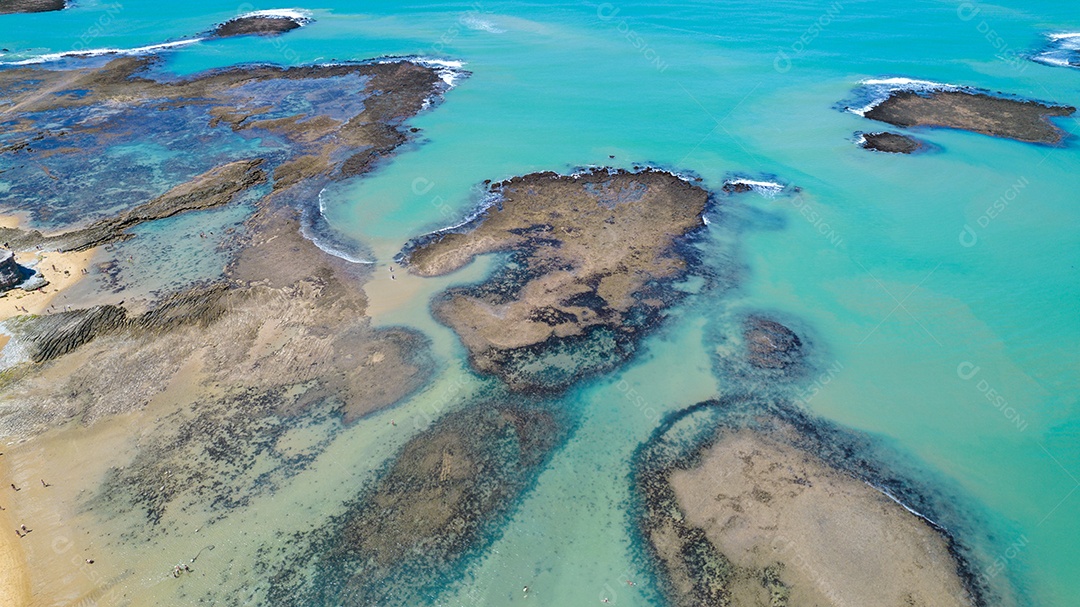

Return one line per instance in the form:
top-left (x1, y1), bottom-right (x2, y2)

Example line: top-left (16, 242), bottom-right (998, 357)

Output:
top-left (0, 0), bottom-right (63, 15)
top-left (264, 397), bottom-right (570, 606)
top-left (405, 168), bottom-right (709, 392)
top-left (859, 131), bottom-right (925, 154)
top-left (0, 53), bottom-right (456, 605)
top-left (634, 404), bottom-right (979, 607)
top-left (0, 55), bottom-right (451, 226)
top-left (862, 90), bottom-right (1074, 144)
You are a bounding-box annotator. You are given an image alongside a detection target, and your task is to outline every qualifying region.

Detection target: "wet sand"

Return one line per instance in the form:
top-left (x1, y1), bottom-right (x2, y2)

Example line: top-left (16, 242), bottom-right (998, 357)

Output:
top-left (0, 457), bottom-right (31, 607)
top-left (664, 427), bottom-right (972, 606)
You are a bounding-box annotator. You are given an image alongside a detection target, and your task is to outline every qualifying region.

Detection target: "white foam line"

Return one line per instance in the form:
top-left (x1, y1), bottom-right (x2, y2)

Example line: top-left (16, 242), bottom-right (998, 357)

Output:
top-left (726, 178), bottom-right (784, 197)
top-left (867, 482), bottom-right (946, 530)
top-left (0, 38), bottom-right (203, 66)
top-left (234, 8), bottom-right (312, 22)
top-left (427, 191), bottom-right (500, 236)
top-left (859, 77), bottom-right (961, 89)
top-left (1033, 55), bottom-right (1074, 68)
top-left (1047, 31), bottom-right (1080, 41)
top-left (849, 77), bottom-right (965, 116)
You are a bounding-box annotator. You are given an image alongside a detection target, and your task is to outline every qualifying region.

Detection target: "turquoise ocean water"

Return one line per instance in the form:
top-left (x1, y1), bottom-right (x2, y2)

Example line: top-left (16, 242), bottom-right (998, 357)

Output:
top-left (3, 0), bottom-right (1079, 604)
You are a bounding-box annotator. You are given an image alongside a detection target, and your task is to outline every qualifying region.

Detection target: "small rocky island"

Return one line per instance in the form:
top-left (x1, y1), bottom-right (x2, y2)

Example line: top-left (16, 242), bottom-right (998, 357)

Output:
top-left (213, 13), bottom-right (308, 38)
top-left (859, 131), bottom-right (926, 154)
top-left (0, 0), bottom-right (64, 15)
top-left (862, 89), bottom-right (1074, 144)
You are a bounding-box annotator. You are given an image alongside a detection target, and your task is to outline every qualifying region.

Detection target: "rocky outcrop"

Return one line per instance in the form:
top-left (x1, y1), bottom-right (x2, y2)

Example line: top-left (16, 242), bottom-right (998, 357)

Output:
top-left (213, 15), bottom-right (305, 37)
top-left (0, 250), bottom-right (21, 290)
top-left (860, 131), bottom-right (925, 154)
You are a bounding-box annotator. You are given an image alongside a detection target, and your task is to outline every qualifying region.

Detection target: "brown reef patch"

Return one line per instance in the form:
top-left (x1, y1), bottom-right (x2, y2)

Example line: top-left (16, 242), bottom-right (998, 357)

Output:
top-left (213, 15), bottom-right (304, 38)
top-left (405, 168), bottom-right (709, 391)
top-left (860, 131), bottom-right (925, 154)
top-left (0, 0), bottom-right (64, 15)
top-left (863, 90), bottom-right (1075, 144)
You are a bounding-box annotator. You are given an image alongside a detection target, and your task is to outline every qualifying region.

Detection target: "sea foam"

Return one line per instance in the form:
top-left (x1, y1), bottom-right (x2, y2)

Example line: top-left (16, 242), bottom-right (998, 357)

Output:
top-left (845, 77), bottom-right (964, 116)
top-left (1032, 32), bottom-right (1080, 69)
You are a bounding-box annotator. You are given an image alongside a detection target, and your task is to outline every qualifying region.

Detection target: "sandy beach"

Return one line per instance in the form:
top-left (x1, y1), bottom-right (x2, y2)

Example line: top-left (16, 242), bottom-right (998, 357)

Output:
top-left (0, 456), bottom-right (31, 607)
top-left (0, 248), bottom-right (95, 322)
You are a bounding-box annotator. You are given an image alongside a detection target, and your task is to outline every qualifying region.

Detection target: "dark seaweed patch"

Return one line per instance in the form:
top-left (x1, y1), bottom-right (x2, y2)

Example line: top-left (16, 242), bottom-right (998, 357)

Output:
top-left (261, 394), bottom-right (575, 606)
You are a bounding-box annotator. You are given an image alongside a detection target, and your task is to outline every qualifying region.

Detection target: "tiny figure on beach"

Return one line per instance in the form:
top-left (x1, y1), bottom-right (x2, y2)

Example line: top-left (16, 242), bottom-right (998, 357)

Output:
top-left (522, 586), bottom-right (529, 597)
top-left (390, 419), bottom-right (396, 427)
top-left (86, 559), bottom-right (94, 564)
top-left (15, 529), bottom-right (23, 538)
top-left (391, 274), bottom-right (396, 280)
top-left (10, 483), bottom-right (19, 491)
top-left (625, 579), bottom-right (635, 586)
top-left (601, 598), bottom-right (610, 604)
top-left (41, 479), bottom-right (50, 487)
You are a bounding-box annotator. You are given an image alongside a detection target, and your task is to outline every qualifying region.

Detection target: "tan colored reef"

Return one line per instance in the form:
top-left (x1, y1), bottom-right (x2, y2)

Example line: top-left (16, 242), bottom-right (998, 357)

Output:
top-left (406, 169), bottom-right (708, 389)
top-left (647, 426), bottom-right (973, 607)
top-left (864, 90), bottom-right (1075, 144)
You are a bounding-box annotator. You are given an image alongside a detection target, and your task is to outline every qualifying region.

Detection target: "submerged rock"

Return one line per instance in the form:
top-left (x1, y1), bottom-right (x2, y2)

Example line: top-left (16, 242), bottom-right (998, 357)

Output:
top-left (743, 315), bottom-right (802, 370)
top-left (405, 168), bottom-right (709, 392)
top-left (266, 398), bottom-right (570, 606)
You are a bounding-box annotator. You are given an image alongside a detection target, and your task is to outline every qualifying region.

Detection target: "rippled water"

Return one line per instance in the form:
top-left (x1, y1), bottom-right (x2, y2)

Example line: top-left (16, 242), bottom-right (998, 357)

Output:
top-left (3, 0), bottom-right (1079, 604)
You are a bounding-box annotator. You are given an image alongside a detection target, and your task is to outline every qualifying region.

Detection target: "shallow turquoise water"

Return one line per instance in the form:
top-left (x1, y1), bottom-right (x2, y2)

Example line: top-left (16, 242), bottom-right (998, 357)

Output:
top-left (4, 0), bottom-right (1079, 604)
